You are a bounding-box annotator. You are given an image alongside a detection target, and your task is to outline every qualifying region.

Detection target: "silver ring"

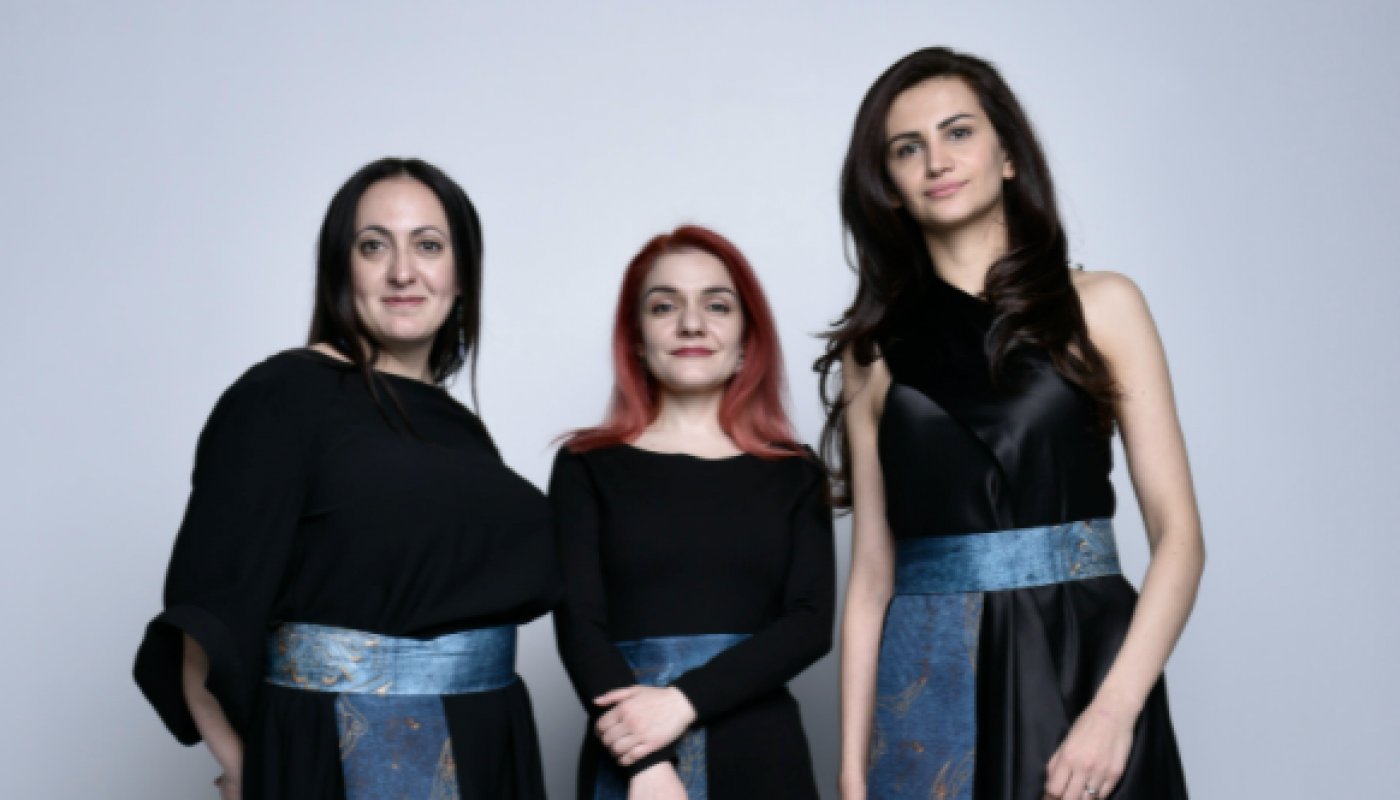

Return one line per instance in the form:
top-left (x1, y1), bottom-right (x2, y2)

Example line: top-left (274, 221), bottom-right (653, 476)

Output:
top-left (1085, 789), bottom-right (1099, 797)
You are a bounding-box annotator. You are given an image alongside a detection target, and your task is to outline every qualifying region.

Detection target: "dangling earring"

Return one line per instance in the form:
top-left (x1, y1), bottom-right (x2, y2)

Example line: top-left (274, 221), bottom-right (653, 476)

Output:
top-left (457, 301), bottom-right (468, 363)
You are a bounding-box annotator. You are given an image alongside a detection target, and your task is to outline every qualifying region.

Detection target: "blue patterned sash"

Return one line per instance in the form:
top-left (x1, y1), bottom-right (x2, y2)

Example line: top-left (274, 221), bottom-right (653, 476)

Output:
top-left (895, 518), bottom-right (1121, 596)
top-left (266, 623), bottom-right (518, 800)
top-left (593, 633), bottom-right (749, 800)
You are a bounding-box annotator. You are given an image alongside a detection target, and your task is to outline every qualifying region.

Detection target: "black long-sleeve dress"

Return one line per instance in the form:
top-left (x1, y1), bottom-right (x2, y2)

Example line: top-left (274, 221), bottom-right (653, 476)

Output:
top-left (549, 445), bottom-right (835, 799)
top-left (134, 350), bottom-right (561, 800)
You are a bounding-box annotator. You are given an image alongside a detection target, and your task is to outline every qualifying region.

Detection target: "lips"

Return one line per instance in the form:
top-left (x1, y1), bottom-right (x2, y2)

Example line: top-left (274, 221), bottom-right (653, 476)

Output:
top-left (383, 296), bottom-right (426, 309)
top-left (926, 180), bottom-right (967, 199)
top-left (671, 347), bottom-right (715, 357)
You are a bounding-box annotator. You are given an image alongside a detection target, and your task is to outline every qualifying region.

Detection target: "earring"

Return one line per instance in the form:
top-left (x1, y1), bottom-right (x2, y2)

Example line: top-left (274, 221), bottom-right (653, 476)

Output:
top-left (457, 302), bottom-right (468, 363)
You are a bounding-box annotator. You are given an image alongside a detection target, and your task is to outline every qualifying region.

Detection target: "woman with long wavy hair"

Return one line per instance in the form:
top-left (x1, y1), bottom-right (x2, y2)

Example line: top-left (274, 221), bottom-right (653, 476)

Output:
top-left (551, 225), bottom-right (834, 800)
top-left (134, 158), bottom-right (560, 800)
top-left (817, 49), bottom-right (1202, 799)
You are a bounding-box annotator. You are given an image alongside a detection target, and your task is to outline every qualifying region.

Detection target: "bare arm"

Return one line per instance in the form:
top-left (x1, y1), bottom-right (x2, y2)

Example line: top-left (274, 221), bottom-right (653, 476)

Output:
top-left (1044, 272), bottom-right (1206, 798)
top-left (837, 350), bottom-right (897, 800)
top-left (183, 634), bottom-right (244, 797)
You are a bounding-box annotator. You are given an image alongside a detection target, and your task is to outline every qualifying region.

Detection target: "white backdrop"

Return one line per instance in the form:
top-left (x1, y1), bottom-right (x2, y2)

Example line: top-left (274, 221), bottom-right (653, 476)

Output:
top-left (2, 1), bottom-right (1397, 797)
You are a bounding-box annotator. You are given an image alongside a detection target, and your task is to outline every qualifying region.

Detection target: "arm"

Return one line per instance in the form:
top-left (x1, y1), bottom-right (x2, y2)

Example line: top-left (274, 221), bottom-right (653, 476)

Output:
top-left (184, 635), bottom-right (243, 798)
top-left (548, 449), bottom-right (681, 779)
top-left (837, 351), bottom-right (897, 800)
top-left (133, 364), bottom-right (308, 755)
top-left (599, 460), bottom-right (837, 769)
top-left (1044, 272), bottom-right (1206, 799)
top-left (664, 463), bottom-right (836, 719)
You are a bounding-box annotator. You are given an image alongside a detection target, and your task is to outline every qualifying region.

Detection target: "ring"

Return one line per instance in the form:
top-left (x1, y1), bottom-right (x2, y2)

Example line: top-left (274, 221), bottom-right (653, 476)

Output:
top-left (1084, 789), bottom-right (1098, 796)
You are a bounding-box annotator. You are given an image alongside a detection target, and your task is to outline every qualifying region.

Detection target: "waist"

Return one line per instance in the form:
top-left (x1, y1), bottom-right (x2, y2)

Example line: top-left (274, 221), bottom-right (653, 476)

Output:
top-left (266, 622), bottom-right (517, 695)
top-left (613, 633), bottom-right (750, 687)
top-left (895, 518), bottom-right (1121, 595)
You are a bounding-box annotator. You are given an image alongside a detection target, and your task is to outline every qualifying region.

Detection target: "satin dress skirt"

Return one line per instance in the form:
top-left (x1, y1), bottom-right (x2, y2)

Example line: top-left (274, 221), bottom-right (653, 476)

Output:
top-left (869, 520), bottom-right (1188, 799)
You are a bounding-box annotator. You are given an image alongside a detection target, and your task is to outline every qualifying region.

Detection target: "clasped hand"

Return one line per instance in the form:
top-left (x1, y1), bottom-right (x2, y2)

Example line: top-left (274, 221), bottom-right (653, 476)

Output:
top-left (594, 685), bottom-right (697, 767)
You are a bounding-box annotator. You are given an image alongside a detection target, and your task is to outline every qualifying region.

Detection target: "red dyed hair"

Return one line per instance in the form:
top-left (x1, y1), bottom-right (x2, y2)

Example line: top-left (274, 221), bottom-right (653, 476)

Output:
top-left (564, 225), bottom-right (804, 460)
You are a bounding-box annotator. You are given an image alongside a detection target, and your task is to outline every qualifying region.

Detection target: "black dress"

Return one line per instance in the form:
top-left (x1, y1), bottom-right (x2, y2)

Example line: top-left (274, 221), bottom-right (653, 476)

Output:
top-left (870, 276), bottom-right (1188, 798)
top-left (134, 350), bottom-right (561, 800)
top-left (549, 445), bottom-right (835, 799)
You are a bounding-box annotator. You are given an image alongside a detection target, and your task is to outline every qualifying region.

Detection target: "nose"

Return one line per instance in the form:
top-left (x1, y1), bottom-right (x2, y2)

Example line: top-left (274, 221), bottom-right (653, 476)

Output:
top-left (387, 247), bottom-right (416, 288)
top-left (926, 140), bottom-right (953, 177)
top-left (678, 302), bottom-right (704, 337)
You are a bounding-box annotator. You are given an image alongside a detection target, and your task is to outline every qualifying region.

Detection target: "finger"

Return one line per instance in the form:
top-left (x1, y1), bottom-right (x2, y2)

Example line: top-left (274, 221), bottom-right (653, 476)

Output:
top-left (595, 686), bottom-right (642, 706)
top-left (1043, 757), bottom-right (1072, 799)
top-left (619, 741), bottom-right (654, 766)
top-left (595, 706), bottom-right (625, 736)
top-left (608, 733), bottom-right (639, 759)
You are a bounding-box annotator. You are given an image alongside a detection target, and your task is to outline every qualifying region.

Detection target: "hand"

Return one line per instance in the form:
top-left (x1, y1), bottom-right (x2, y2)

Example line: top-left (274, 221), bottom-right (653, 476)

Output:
top-left (594, 685), bottom-right (696, 767)
top-left (628, 761), bottom-right (688, 800)
top-left (214, 773), bottom-right (241, 800)
top-left (1043, 700), bottom-right (1135, 799)
top-left (838, 769), bottom-right (867, 800)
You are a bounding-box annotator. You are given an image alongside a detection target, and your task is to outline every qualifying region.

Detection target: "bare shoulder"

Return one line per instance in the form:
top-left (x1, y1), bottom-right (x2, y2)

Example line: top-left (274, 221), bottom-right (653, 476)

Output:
top-left (1072, 269), bottom-right (1153, 334)
top-left (840, 342), bottom-right (892, 419)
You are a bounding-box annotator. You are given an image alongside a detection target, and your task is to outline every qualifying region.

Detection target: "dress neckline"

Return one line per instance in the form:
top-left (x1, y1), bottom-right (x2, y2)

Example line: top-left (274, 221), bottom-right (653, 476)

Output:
top-left (622, 443), bottom-right (753, 463)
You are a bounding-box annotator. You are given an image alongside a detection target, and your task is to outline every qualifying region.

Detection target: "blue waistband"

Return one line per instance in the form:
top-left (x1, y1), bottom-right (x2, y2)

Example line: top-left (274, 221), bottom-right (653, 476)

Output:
top-left (895, 519), bottom-right (1121, 595)
top-left (266, 623), bottom-right (517, 696)
top-left (613, 633), bottom-right (749, 687)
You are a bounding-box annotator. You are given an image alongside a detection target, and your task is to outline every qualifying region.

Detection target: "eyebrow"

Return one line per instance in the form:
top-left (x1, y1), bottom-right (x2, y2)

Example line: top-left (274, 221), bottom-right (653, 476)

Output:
top-left (643, 286), bottom-right (738, 298)
top-left (355, 225), bottom-right (447, 238)
top-left (887, 112), bottom-right (977, 147)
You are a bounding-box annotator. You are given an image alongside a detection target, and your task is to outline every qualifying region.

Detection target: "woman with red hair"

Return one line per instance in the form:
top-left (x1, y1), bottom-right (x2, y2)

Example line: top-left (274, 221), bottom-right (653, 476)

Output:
top-left (550, 225), bottom-right (835, 800)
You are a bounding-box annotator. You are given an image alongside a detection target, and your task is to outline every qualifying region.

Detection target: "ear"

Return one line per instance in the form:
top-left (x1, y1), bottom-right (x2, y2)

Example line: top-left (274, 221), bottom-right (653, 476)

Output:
top-left (1002, 155), bottom-right (1016, 180)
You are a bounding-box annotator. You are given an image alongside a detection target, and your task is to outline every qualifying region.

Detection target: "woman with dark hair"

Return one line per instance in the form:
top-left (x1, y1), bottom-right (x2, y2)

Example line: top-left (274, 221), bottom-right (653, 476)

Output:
top-left (818, 49), bottom-right (1202, 799)
top-left (551, 225), bottom-right (835, 800)
top-left (134, 158), bottom-right (560, 800)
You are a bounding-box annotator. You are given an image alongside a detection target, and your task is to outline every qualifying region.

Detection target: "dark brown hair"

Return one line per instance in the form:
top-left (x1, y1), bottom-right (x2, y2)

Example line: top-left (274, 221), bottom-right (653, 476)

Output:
top-left (815, 47), bottom-right (1118, 506)
top-left (306, 157), bottom-right (484, 427)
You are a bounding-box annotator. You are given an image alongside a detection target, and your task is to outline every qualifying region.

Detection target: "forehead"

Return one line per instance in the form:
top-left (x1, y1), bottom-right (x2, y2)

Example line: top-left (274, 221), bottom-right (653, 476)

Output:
top-left (886, 77), bottom-right (981, 132)
top-left (355, 177), bottom-right (448, 228)
top-left (643, 249), bottom-right (735, 291)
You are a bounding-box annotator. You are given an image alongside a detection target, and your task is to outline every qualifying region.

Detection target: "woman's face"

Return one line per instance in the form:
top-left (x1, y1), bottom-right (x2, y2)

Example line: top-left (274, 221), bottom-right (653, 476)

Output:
top-left (638, 249), bottom-right (745, 395)
top-left (350, 177), bottom-right (458, 352)
top-left (883, 77), bottom-right (1015, 232)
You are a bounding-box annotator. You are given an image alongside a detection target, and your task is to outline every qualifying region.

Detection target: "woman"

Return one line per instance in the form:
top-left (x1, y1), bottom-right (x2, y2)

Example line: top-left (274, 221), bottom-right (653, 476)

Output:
top-left (550, 225), bottom-right (835, 800)
top-left (134, 158), bottom-right (560, 800)
top-left (819, 49), bottom-right (1203, 799)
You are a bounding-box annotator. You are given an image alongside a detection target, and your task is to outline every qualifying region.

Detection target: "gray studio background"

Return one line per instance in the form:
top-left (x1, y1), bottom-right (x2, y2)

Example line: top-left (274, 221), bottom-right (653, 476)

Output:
top-left (2, 1), bottom-right (1397, 797)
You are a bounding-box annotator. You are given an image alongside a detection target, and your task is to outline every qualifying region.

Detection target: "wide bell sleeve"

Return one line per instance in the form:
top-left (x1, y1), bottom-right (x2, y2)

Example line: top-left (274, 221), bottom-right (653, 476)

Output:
top-left (548, 447), bottom-right (679, 776)
top-left (669, 461), bottom-right (836, 724)
top-left (134, 366), bottom-right (310, 744)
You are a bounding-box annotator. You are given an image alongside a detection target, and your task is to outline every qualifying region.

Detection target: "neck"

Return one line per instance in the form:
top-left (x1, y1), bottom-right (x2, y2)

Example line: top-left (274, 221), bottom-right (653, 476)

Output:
top-left (651, 386), bottom-right (727, 438)
top-left (922, 204), bottom-right (1010, 296)
top-left (372, 340), bottom-right (435, 384)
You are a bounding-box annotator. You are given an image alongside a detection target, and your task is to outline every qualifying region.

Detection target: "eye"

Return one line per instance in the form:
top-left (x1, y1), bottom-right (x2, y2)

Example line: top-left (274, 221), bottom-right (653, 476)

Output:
top-left (947, 126), bottom-right (973, 141)
top-left (357, 239), bottom-right (387, 256)
top-left (706, 300), bottom-right (733, 314)
top-left (649, 300), bottom-right (676, 315)
top-left (892, 140), bottom-right (922, 160)
top-left (418, 239), bottom-right (445, 254)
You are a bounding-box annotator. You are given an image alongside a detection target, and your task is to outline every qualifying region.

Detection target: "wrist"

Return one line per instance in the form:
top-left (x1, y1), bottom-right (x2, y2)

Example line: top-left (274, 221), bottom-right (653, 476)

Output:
top-left (1090, 681), bottom-right (1146, 721)
top-left (666, 686), bottom-right (697, 726)
top-left (631, 760), bottom-right (676, 782)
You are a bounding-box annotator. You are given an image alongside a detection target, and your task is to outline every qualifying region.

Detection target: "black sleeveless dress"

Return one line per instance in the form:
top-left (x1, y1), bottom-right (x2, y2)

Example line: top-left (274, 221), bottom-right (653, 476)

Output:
top-left (868, 277), bottom-right (1188, 799)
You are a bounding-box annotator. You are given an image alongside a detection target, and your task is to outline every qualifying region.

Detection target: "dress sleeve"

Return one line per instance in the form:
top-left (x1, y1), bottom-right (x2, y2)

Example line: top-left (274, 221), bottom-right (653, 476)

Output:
top-left (133, 367), bottom-right (310, 744)
top-left (670, 462), bottom-right (836, 724)
top-left (549, 448), bottom-right (678, 776)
